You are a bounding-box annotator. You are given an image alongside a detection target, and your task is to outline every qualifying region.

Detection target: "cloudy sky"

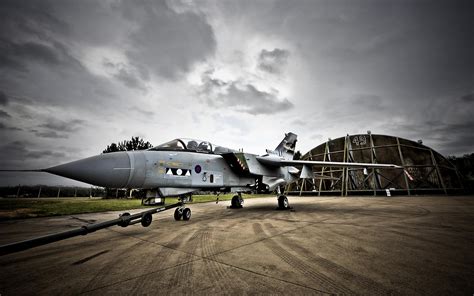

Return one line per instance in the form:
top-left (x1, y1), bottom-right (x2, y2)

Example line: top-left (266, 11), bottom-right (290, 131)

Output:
top-left (0, 0), bottom-right (473, 186)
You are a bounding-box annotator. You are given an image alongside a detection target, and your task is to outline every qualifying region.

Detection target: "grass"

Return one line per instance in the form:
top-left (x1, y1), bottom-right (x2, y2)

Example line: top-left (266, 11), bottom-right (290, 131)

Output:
top-left (0, 194), bottom-right (272, 220)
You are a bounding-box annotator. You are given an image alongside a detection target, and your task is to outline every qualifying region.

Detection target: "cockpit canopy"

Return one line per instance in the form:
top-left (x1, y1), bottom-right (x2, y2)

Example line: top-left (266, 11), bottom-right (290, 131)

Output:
top-left (149, 138), bottom-right (235, 154)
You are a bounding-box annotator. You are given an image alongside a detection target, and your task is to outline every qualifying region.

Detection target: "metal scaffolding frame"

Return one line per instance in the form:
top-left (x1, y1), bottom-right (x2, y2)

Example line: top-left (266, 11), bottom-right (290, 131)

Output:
top-left (287, 133), bottom-right (463, 196)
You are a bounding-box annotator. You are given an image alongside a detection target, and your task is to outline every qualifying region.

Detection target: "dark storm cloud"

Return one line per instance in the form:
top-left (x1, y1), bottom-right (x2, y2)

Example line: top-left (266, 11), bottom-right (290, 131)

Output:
top-left (34, 130), bottom-right (68, 139)
top-left (1, 141), bottom-right (29, 155)
top-left (201, 73), bottom-right (293, 115)
top-left (226, 84), bottom-right (293, 115)
top-left (26, 150), bottom-right (65, 159)
top-left (123, 0), bottom-right (216, 79)
top-left (258, 48), bottom-right (290, 74)
top-left (6, 40), bottom-right (80, 69)
top-left (0, 1), bottom-right (82, 73)
top-left (0, 122), bottom-right (21, 131)
top-left (0, 141), bottom-right (65, 159)
top-left (0, 140), bottom-right (66, 168)
top-left (0, 0), bottom-right (215, 113)
top-left (102, 60), bottom-right (148, 91)
top-left (229, 0), bottom-right (474, 100)
top-left (114, 68), bottom-right (147, 91)
top-left (0, 1), bottom-right (67, 34)
top-left (460, 93), bottom-right (474, 103)
top-left (383, 120), bottom-right (474, 156)
top-left (0, 38), bottom-right (82, 73)
top-left (39, 119), bottom-right (85, 133)
top-left (0, 1), bottom-right (123, 120)
top-left (0, 91), bottom-right (8, 105)
top-left (29, 118), bottom-right (85, 139)
top-left (0, 110), bottom-right (11, 118)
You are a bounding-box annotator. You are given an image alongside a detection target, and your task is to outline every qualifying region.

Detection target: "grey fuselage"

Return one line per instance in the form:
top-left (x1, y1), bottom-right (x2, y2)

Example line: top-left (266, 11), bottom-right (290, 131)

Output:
top-left (45, 149), bottom-right (294, 193)
top-left (126, 150), bottom-right (254, 189)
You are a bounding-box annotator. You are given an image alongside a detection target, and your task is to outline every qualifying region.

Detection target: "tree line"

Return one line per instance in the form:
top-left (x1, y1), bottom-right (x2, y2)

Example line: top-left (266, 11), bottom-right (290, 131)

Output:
top-left (103, 136), bottom-right (153, 154)
top-left (102, 137), bottom-right (153, 198)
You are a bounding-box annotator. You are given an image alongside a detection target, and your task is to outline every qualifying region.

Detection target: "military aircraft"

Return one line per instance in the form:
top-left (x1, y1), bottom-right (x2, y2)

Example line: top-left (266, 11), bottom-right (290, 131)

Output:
top-left (27, 132), bottom-right (403, 221)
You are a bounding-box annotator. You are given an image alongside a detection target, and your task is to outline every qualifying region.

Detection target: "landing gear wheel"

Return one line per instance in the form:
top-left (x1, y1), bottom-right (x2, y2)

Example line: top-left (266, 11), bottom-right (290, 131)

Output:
top-left (183, 208), bottom-right (191, 221)
top-left (231, 195), bottom-right (243, 208)
top-left (278, 195), bottom-right (290, 210)
top-left (118, 212), bottom-right (131, 227)
top-left (141, 213), bottom-right (153, 227)
top-left (174, 208), bottom-right (183, 221)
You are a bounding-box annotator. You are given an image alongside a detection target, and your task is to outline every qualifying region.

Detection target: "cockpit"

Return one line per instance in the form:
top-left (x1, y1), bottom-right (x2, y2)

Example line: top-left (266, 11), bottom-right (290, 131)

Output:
top-left (148, 138), bottom-right (235, 154)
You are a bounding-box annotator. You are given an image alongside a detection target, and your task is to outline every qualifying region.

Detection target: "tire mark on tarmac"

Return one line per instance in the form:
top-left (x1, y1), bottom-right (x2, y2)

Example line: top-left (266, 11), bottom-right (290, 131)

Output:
top-left (80, 226), bottom-right (194, 292)
top-left (164, 229), bottom-right (203, 294)
top-left (200, 230), bottom-right (227, 293)
top-left (127, 228), bottom-right (197, 294)
top-left (80, 228), bottom-right (204, 295)
top-left (84, 224), bottom-right (326, 295)
top-left (80, 240), bottom-right (145, 293)
top-left (386, 229), bottom-right (455, 250)
top-left (264, 223), bottom-right (395, 295)
top-left (253, 223), bottom-right (354, 295)
top-left (200, 229), bottom-right (250, 294)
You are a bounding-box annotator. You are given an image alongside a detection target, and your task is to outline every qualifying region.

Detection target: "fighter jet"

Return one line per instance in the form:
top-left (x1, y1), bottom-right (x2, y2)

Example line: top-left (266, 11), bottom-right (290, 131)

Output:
top-left (30, 132), bottom-right (402, 220)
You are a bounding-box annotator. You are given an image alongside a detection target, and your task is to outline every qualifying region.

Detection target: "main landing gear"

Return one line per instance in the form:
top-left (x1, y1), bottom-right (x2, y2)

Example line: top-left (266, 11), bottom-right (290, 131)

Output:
top-left (277, 195), bottom-right (290, 210)
top-left (230, 193), bottom-right (244, 208)
top-left (228, 192), bottom-right (290, 210)
top-left (276, 186), bottom-right (290, 210)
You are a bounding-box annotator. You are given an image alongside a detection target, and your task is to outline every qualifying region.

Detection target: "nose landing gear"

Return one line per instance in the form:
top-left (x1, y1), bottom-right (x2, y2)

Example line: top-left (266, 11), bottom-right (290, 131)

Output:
top-left (174, 207), bottom-right (192, 221)
top-left (174, 194), bottom-right (192, 221)
top-left (230, 193), bottom-right (244, 208)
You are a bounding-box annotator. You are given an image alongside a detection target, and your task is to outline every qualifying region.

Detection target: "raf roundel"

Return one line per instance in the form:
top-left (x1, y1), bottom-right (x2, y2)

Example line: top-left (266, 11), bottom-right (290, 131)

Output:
top-left (195, 165), bottom-right (202, 174)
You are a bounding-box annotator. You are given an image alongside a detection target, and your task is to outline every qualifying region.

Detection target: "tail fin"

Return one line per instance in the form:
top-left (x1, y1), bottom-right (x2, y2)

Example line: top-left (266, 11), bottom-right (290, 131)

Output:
top-left (274, 132), bottom-right (297, 160)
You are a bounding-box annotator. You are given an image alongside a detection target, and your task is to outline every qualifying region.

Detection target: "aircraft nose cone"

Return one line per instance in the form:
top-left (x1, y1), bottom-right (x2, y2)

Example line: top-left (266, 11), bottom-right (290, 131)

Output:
top-left (45, 152), bottom-right (131, 187)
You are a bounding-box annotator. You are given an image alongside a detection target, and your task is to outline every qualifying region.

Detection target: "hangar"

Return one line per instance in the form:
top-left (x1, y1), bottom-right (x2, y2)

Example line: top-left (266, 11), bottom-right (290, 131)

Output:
top-left (287, 132), bottom-right (463, 196)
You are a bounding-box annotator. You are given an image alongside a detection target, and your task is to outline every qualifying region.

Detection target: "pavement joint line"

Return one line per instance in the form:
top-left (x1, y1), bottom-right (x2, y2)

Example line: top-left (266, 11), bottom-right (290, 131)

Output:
top-left (82, 253), bottom-right (331, 295)
top-left (71, 216), bottom-right (208, 258)
top-left (109, 222), bottom-right (313, 263)
top-left (98, 215), bottom-right (327, 259)
top-left (199, 256), bottom-right (332, 294)
top-left (79, 258), bottom-right (204, 294)
top-left (209, 221), bottom-right (317, 257)
top-left (105, 227), bottom-right (203, 258)
top-left (78, 220), bottom-right (332, 293)
top-left (82, 219), bottom-right (331, 294)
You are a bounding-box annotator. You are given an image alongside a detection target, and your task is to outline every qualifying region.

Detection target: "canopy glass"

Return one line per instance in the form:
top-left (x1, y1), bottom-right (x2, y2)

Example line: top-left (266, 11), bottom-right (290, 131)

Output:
top-left (149, 139), bottom-right (235, 154)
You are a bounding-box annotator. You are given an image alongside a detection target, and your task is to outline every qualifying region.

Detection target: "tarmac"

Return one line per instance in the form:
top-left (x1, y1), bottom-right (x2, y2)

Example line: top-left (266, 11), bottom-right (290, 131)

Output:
top-left (0, 195), bottom-right (473, 295)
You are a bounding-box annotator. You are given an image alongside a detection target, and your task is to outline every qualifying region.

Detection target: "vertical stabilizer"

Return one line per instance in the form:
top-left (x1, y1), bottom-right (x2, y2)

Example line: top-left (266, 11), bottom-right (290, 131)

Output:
top-left (274, 132), bottom-right (297, 160)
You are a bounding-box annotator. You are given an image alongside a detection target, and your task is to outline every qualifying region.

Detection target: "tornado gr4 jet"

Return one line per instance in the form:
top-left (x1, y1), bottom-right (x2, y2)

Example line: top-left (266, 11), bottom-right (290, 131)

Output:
top-left (26, 132), bottom-right (403, 221)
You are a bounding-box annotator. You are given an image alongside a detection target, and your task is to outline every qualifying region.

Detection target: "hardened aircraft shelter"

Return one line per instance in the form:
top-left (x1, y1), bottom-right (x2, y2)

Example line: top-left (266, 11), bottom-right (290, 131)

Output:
top-left (287, 133), bottom-right (463, 196)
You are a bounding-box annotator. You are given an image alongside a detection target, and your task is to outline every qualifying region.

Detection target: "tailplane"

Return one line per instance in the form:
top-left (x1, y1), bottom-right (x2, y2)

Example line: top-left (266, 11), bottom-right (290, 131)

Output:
top-left (274, 132), bottom-right (297, 160)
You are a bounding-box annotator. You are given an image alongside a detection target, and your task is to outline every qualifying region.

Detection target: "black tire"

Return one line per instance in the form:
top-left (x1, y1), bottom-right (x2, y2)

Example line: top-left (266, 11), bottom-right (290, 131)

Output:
top-left (141, 213), bottom-right (153, 227)
top-left (231, 195), bottom-right (238, 207)
top-left (118, 212), bottom-right (131, 227)
top-left (231, 195), bottom-right (243, 208)
top-left (278, 195), bottom-right (289, 210)
top-left (183, 208), bottom-right (191, 221)
top-left (174, 208), bottom-right (182, 221)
